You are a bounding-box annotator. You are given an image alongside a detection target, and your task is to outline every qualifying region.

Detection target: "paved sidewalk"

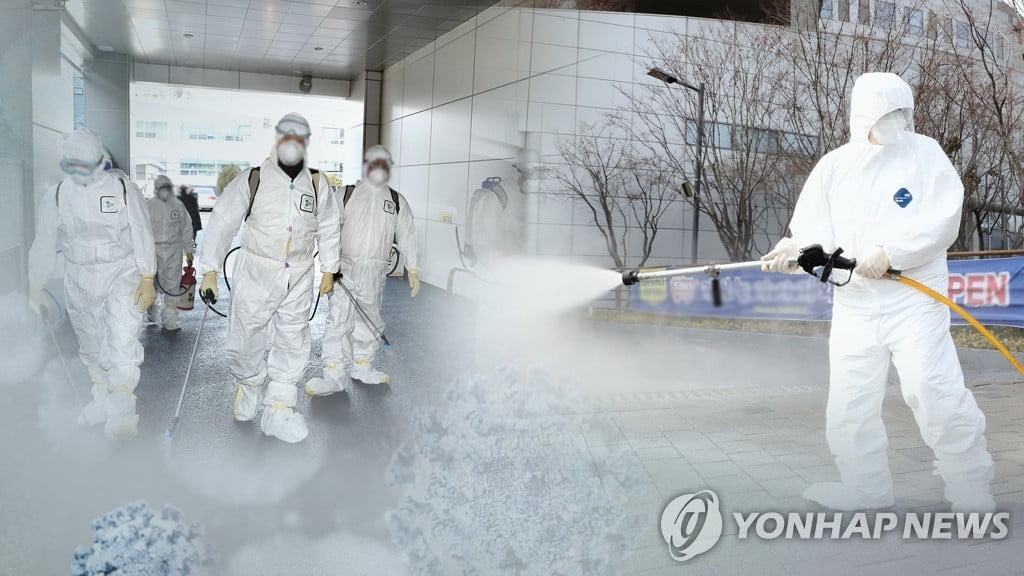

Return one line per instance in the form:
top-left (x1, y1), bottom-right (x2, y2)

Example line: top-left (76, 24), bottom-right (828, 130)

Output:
top-left (575, 330), bottom-right (1024, 575)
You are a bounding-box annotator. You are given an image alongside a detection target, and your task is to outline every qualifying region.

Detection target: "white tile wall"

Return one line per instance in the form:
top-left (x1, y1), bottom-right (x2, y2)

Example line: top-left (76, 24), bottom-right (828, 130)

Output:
top-left (402, 52), bottom-right (434, 116)
top-left (399, 110), bottom-right (431, 166)
top-left (430, 99), bottom-right (472, 164)
top-left (432, 31), bottom-right (476, 106)
top-left (381, 7), bottom-right (724, 289)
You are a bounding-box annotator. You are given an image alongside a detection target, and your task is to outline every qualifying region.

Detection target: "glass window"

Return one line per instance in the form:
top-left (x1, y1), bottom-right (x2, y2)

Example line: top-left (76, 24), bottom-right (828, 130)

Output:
top-left (319, 161), bottom-right (344, 173)
top-left (820, 0), bottom-right (833, 20)
top-left (73, 73), bottom-right (85, 129)
top-left (858, 0), bottom-right (871, 25)
top-left (322, 127), bottom-right (344, 145)
top-left (955, 20), bottom-right (971, 48)
top-left (926, 11), bottom-right (938, 39)
top-left (179, 160), bottom-right (249, 177)
top-left (995, 34), bottom-right (1006, 61)
top-left (875, 1), bottom-right (895, 29)
top-left (712, 122), bottom-right (731, 149)
top-left (135, 120), bottom-right (167, 140)
top-left (905, 8), bottom-right (924, 35)
top-left (836, 0), bottom-right (850, 22)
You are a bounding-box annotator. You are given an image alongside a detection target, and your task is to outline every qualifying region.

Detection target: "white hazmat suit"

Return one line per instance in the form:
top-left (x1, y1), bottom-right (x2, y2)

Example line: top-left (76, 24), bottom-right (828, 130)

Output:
top-left (764, 73), bottom-right (994, 511)
top-left (147, 175), bottom-right (195, 330)
top-left (197, 116), bottom-right (341, 443)
top-left (28, 128), bottom-right (157, 440)
top-left (313, 145), bottom-right (419, 392)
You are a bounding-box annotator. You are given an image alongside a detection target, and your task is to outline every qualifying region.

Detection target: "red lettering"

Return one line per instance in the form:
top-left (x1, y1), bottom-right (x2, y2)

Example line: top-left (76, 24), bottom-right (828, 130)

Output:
top-left (966, 275), bottom-right (986, 307)
top-left (987, 272), bottom-right (1010, 307)
top-left (947, 275), bottom-right (966, 303)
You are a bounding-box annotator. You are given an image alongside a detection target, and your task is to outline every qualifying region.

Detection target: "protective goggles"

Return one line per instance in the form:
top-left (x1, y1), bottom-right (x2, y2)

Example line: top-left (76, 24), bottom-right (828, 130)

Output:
top-left (275, 123), bottom-right (311, 141)
top-left (59, 158), bottom-right (103, 176)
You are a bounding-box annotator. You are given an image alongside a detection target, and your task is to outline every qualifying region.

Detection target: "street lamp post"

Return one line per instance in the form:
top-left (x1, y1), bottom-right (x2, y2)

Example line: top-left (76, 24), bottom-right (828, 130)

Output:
top-left (648, 67), bottom-right (704, 264)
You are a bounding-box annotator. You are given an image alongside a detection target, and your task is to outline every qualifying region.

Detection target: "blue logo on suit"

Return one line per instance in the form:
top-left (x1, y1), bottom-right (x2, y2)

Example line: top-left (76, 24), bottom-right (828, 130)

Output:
top-left (893, 188), bottom-right (913, 208)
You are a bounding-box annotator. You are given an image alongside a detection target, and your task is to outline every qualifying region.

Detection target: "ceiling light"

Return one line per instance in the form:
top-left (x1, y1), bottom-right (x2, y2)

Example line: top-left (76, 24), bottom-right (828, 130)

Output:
top-left (314, 46), bottom-right (323, 51)
top-left (97, 45), bottom-right (114, 52)
top-left (183, 33), bottom-right (194, 38)
top-left (353, 0), bottom-right (368, 6)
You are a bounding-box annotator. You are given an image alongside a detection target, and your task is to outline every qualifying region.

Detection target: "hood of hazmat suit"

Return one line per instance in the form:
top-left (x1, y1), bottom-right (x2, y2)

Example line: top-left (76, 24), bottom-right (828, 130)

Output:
top-left (784, 73), bottom-right (992, 512)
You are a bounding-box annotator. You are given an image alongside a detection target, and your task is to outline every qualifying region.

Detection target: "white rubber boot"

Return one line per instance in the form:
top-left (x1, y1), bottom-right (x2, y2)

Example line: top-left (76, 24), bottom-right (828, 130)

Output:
top-left (162, 304), bottom-right (181, 331)
top-left (306, 363), bottom-right (349, 397)
top-left (803, 482), bottom-right (894, 511)
top-left (947, 483), bottom-right (997, 513)
top-left (78, 382), bottom-right (110, 426)
top-left (260, 405), bottom-right (309, 444)
top-left (103, 389), bottom-right (138, 440)
top-left (145, 304), bottom-right (161, 326)
top-left (350, 359), bottom-right (389, 385)
top-left (233, 383), bottom-right (261, 422)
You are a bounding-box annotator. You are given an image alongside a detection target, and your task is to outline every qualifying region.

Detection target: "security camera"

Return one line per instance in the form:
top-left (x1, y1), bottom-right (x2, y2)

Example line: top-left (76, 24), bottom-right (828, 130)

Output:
top-left (299, 75), bottom-right (313, 94)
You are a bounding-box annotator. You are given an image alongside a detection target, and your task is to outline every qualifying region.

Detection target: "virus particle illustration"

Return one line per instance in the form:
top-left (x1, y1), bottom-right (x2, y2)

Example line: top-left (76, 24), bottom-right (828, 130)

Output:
top-left (387, 366), bottom-right (645, 575)
top-left (71, 501), bottom-right (212, 576)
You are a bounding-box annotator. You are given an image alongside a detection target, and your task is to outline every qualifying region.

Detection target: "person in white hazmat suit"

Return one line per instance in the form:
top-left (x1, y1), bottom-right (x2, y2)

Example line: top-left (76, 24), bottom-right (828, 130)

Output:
top-left (762, 72), bottom-right (994, 512)
top-left (306, 145), bottom-right (419, 395)
top-left (147, 175), bottom-right (195, 330)
top-left (27, 128), bottom-right (157, 440)
top-left (196, 113), bottom-right (341, 444)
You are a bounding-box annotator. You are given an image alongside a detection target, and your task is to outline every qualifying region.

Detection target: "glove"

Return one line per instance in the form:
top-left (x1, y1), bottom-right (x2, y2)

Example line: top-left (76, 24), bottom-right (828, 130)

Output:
top-left (186, 252), bottom-right (194, 266)
top-left (28, 283), bottom-right (49, 316)
top-left (855, 245), bottom-right (891, 280)
top-left (135, 275), bottom-right (156, 312)
top-left (408, 269), bottom-right (421, 298)
top-left (319, 272), bottom-right (335, 296)
top-left (200, 271), bottom-right (219, 303)
top-left (760, 238), bottom-right (800, 273)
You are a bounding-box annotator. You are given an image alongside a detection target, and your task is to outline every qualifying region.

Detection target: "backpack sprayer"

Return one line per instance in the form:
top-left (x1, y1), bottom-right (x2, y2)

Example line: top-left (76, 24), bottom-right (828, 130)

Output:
top-left (622, 244), bottom-right (1024, 376)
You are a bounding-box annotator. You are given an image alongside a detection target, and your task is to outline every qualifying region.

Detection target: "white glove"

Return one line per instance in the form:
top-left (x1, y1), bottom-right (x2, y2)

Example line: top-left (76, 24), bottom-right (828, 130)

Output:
top-left (760, 238), bottom-right (800, 273)
top-left (28, 284), bottom-right (49, 316)
top-left (855, 245), bottom-right (891, 280)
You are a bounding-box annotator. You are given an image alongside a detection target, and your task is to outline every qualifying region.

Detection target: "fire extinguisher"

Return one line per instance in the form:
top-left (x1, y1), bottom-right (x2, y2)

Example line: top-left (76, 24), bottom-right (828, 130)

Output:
top-left (178, 265), bottom-right (197, 311)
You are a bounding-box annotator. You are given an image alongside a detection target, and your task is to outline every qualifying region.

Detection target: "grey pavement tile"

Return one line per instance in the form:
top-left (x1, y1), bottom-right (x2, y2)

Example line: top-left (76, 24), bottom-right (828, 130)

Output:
top-left (693, 460), bottom-right (746, 479)
top-left (702, 472), bottom-right (765, 495)
top-left (680, 448), bottom-right (731, 464)
top-left (756, 476), bottom-right (810, 499)
top-left (635, 445), bottom-right (683, 462)
top-left (794, 464), bottom-right (838, 483)
top-left (726, 448), bottom-right (776, 467)
top-left (713, 439), bottom-right (763, 455)
top-left (629, 435), bottom-right (673, 449)
top-left (742, 462), bottom-right (799, 481)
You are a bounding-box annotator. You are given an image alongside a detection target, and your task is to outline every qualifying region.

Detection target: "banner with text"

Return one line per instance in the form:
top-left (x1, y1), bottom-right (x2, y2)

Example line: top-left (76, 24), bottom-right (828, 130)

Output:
top-left (630, 257), bottom-right (1024, 328)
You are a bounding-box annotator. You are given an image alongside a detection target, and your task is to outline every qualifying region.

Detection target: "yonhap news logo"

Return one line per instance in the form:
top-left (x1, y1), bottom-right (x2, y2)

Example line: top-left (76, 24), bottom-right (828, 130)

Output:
top-left (660, 488), bottom-right (1010, 561)
top-left (660, 490), bottom-right (724, 562)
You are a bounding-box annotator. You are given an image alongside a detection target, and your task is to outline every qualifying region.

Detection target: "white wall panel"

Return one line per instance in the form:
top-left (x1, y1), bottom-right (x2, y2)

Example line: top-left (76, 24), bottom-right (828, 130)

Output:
top-left (400, 110), bottom-right (432, 166)
top-left (433, 31), bottom-right (476, 106)
top-left (427, 162), bottom-right (469, 225)
top-left (402, 52), bottom-right (435, 116)
top-left (579, 19), bottom-right (635, 53)
top-left (430, 99), bottom-right (472, 164)
top-left (531, 11), bottom-right (578, 47)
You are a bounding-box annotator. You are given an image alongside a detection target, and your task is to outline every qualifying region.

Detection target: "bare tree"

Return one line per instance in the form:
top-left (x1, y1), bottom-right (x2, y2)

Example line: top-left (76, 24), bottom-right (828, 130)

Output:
top-left (618, 20), bottom-right (810, 261)
top-left (546, 123), bottom-right (676, 268)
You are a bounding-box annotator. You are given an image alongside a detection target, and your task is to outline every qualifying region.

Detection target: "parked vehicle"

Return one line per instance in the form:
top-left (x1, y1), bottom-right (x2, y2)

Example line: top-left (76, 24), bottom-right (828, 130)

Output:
top-left (194, 185), bottom-right (219, 211)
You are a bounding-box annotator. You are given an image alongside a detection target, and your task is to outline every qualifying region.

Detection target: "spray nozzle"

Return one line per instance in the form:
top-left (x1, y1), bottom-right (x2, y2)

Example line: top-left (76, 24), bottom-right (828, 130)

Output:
top-left (622, 270), bottom-right (640, 286)
top-left (797, 244), bottom-right (857, 286)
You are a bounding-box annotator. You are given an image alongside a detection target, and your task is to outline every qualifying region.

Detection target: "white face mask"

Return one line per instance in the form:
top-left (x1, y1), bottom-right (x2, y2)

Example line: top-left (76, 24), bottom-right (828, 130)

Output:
top-left (367, 167), bottom-right (389, 186)
top-left (870, 111), bottom-right (907, 146)
top-left (277, 140), bottom-right (305, 166)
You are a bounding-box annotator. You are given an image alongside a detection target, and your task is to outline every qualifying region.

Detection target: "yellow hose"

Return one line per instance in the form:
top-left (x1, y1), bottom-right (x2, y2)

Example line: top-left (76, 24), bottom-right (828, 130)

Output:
top-left (891, 274), bottom-right (1024, 377)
